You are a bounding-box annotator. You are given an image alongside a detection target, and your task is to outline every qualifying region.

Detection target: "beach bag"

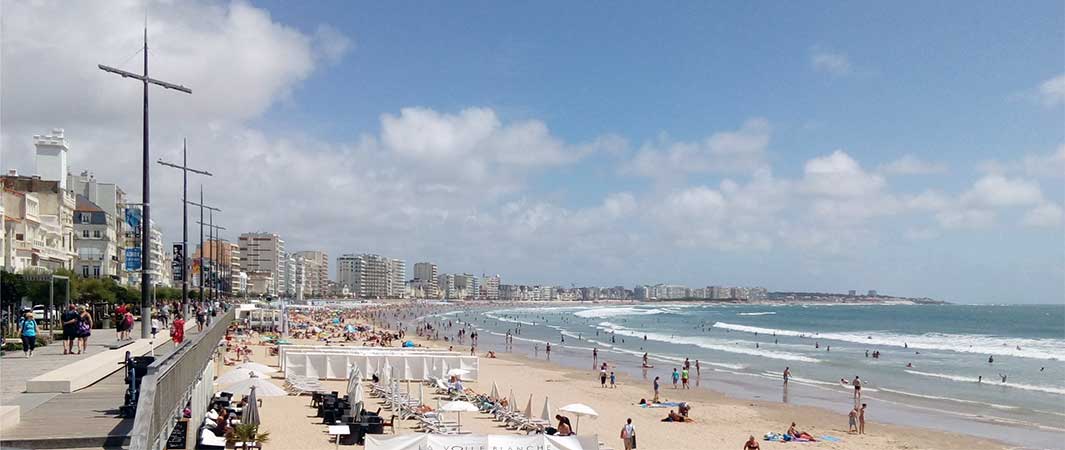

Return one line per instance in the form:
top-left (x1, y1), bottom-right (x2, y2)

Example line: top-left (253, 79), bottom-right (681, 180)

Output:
top-left (631, 434), bottom-right (637, 449)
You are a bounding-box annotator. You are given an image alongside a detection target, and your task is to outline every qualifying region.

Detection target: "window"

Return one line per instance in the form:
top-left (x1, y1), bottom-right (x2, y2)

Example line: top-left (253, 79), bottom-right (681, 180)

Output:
top-left (93, 266), bottom-right (100, 278)
top-left (15, 233), bottom-right (23, 241)
top-left (83, 230), bottom-right (89, 238)
top-left (93, 230), bottom-right (101, 238)
top-left (82, 265), bottom-right (90, 277)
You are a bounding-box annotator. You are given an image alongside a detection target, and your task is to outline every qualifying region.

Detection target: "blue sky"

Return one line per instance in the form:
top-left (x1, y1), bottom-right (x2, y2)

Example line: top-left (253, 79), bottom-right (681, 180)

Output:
top-left (2, 1), bottom-right (1062, 302)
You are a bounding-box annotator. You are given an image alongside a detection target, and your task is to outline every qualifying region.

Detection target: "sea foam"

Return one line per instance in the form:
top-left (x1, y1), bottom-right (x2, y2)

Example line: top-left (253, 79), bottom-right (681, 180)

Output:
top-left (713, 322), bottom-right (1065, 361)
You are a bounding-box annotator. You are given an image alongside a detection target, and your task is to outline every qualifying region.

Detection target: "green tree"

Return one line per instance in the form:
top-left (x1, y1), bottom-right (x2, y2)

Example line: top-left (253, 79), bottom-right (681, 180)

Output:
top-left (78, 278), bottom-right (117, 303)
top-left (1, 270), bottom-right (28, 309)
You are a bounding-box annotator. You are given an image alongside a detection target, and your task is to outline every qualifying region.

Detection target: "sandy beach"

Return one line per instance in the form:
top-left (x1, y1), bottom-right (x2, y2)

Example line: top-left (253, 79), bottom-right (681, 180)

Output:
top-left (222, 329), bottom-right (1013, 450)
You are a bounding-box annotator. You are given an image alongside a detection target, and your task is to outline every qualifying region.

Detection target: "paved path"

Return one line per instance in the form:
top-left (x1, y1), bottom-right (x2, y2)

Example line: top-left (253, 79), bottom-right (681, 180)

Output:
top-left (0, 326), bottom-right (194, 449)
top-left (1, 326), bottom-right (154, 407)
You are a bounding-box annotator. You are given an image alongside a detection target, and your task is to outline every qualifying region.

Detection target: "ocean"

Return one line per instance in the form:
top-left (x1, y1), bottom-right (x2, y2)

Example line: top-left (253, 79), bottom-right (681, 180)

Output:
top-left (426, 303), bottom-right (1065, 450)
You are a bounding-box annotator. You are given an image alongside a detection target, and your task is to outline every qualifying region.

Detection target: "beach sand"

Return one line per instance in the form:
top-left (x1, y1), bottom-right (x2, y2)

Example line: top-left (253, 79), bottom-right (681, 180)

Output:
top-left (228, 336), bottom-right (1011, 450)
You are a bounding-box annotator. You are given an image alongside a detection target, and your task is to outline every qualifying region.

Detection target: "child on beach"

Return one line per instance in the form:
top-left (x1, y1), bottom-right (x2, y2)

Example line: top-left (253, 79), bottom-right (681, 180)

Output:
top-left (610, 371), bottom-right (617, 388)
top-left (848, 407), bottom-right (858, 433)
top-left (672, 368), bottom-right (680, 388)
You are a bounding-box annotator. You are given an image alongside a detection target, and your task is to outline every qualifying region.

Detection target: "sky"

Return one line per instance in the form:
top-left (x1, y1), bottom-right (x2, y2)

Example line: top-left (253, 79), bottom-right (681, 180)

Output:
top-left (1, 0), bottom-right (1063, 303)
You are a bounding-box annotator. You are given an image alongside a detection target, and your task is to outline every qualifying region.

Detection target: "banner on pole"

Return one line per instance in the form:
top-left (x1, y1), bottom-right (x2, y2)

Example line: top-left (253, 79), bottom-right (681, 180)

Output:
top-left (172, 242), bottom-right (185, 281)
top-left (125, 247), bottom-right (142, 271)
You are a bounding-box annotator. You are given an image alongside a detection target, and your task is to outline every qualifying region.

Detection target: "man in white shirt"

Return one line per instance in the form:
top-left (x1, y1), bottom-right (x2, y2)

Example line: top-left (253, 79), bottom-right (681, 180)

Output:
top-left (620, 418), bottom-right (636, 450)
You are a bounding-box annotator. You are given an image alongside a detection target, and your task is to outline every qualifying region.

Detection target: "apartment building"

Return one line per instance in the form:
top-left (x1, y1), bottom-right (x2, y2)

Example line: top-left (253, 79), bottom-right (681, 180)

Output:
top-left (238, 232), bottom-right (285, 295)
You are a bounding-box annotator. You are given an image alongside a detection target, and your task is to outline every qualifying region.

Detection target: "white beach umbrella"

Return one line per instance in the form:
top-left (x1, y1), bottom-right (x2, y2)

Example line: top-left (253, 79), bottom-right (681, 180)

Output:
top-left (346, 365), bottom-right (361, 395)
top-left (524, 394), bottom-right (533, 418)
top-left (540, 395), bottom-right (553, 422)
top-left (508, 388), bottom-right (516, 412)
top-left (422, 358), bottom-right (432, 380)
top-left (349, 381), bottom-right (365, 418)
top-left (440, 401), bottom-right (479, 433)
top-left (447, 368), bottom-right (470, 378)
top-left (224, 375), bottom-right (287, 397)
top-left (234, 362), bottom-right (277, 374)
top-left (418, 382), bottom-right (425, 405)
top-left (382, 360), bottom-right (393, 385)
top-left (365, 356), bottom-right (375, 377)
top-left (216, 370), bottom-right (266, 386)
top-left (558, 403), bottom-right (598, 432)
top-left (440, 360), bottom-right (450, 379)
top-left (490, 381), bottom-right (500, 400)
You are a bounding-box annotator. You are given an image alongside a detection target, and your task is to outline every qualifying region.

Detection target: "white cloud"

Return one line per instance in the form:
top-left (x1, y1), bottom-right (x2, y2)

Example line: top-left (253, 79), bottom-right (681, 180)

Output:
top-left (313, 24), bottom-right (354, 65)
top-left (979, 144), bottom-right (1065, 178)
top-left (1038, 74), bottom-right (1065, 107)
top-left (960, 175), bottom-right (1044, 207)
top-left (810, 47), bottom-right (851, 76)
top-left (879, 154), bottom-right (948, 175)
top-left (802, 150), bottom-right (885, 197)
top-left (624, 118), bottom-right (771, 178)
top-left (1022, 202), bottom-right (1065, 228)
top-left (935, 209), bottom-right (996, 230)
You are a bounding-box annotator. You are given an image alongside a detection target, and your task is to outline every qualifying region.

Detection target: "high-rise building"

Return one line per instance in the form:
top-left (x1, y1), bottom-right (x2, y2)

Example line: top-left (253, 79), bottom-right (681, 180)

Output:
top-left (238, 232), bottom-right (285, 295)
top-left (337, 254), bottom-right (358, 292)
top-left (194, 239), bottom-right (239, 294)
top-left (413, 262), bottom-right (438, 298)
top-left (337, 253), bottom-right (402, 299)
top-left (438, 273), bottom-right (456, 299)
top-left (293, 250), bottom-right (329, 297)
top-left (387, 258), bottom-right (406, 298)
top-left (483, 274), bottom-right (500, 301)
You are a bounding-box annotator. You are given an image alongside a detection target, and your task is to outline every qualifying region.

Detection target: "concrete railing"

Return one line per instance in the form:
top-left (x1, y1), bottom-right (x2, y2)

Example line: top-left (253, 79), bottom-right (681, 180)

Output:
top-left (129, 308), bottom-right (234, 450)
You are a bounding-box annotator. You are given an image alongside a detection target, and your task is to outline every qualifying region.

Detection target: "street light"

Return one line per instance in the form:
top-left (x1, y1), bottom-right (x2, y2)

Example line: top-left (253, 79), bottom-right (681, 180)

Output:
top-left (158, 139), bottom-right (212, 314)
top-left (99, 27), bottom-right (191, 339)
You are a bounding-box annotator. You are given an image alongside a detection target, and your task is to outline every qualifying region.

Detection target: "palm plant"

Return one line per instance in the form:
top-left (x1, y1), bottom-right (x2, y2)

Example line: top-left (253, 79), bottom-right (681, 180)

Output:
top-left (227, 423), bottom-right (270, 450)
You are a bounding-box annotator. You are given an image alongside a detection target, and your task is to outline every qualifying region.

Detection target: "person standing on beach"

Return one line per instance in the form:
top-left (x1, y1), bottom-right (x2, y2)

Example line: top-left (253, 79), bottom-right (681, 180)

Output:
top-left (593, 347), bottom-right (598, 368)
top-left (681, 367), bottom-right (690, 389)
top-left (653, 376), bottom-right (661, 402)
top-left (601, 367), bottom-right (608, 387)
top-left (610, 371), bottom-right (617, 388)
top-left (620, 418), bottom-right (636, 450)
top-left (859, 403), bottom-right (867, 434)
top-left (695, 360), bottom-right (701, 377)
top-left (77, 306), bottom-right (93, 354)
top-left (852, 376), bottom-right (862, 402)
top-left (672, 368), bottom-right (680, 389)
top-left (848, 407), bottom-right (858, 433)
top-left (783, 367), bottom-right (790, 385)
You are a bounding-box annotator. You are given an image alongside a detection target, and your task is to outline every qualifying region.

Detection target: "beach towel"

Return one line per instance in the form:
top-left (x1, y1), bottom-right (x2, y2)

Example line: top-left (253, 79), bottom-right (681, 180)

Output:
top-left (819, 436), bottom-right (842, 443)
top-left (639, 401), bottom-right (683, 408)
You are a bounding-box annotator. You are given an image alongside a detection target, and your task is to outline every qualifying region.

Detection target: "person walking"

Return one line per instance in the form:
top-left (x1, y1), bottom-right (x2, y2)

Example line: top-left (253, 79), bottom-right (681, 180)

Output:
top-left (19, 312), bottom-right (38, 357)
top-left (620, 418), bottom-right (636, 450)
top-left (61, 304), bottom-right (79, 355)
top-left (172, 314), bottom-right (186, 344)
top-left (681, 367), bottom-right (690, 389)
top-left (600, 367), bottom-right (608, 388)
top-left (77, 306), bottom-right (93, 354)
top-left (783, 367), bottom-right (791, 386)
top-left (671, 368), bottom-right (680, 389)
top-left (848, 407), bottom-right (858, 433)
top-left (610, 371), bottom-right (617, 388)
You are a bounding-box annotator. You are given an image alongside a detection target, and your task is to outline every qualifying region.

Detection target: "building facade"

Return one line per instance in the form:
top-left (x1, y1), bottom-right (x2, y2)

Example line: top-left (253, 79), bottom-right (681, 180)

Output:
top-left (413, 262), bottom-right (438, 298)
top-left (238, 232), bottom-right (285, 295)
top-left (293, 250), bottom-right (328, 297)
top-left (1, 174), bottom-right (76, 272)
top-left (73, 195), bottom-right (120, 280)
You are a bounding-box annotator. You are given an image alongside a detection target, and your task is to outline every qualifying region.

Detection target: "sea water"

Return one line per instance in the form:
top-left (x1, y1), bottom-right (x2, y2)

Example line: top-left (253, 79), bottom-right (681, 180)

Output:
top-left (428, 304), bottom-right (1065, 449)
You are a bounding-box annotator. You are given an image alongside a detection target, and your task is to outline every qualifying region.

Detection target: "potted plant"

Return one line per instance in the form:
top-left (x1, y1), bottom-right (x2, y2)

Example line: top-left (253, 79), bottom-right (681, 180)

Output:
top-left (227, 423), bottom-right (270, 450)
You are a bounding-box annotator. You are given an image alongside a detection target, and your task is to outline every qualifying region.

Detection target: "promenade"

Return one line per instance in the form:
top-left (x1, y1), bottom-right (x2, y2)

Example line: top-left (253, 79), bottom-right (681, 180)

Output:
top-left (0, 323), bottom-right (198, 449)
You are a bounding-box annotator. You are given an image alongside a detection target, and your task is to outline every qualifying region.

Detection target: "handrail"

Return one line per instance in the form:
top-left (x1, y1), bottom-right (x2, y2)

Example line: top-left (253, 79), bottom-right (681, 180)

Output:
top-left (129, 307), bottom-right (234, 450)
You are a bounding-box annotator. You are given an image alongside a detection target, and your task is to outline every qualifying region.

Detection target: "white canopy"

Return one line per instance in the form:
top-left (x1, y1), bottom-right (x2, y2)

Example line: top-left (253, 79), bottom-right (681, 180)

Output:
top-left (489, 381), bottom-right (500, 400)
top-left (447, 368), bottom-right (470, 377)
top-left (216, 369), bottom-right (265, 386)
top-left (234, 362), bottom-right (277, 374)
top-left (558, 403), bottom-right (598, 432)
top-left (440, 401), bottom-right (479, 433)
top-left (224, 376), bottom-right (287, 397)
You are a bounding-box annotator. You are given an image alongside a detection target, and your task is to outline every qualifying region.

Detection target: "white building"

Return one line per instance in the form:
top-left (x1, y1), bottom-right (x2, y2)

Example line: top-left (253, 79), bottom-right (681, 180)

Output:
top-left (73, 195), bottom-right (120, 280)
top-left (34, 129), bottom-right (68, 190)
top-left (68, 170), bottom-right (127, 283)
top-left (1, 173), bottom-right (76, 272)
top-left (483, 274), bottom-right (500, 300)
top-left (293, 250), bottom-right (328, 296)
